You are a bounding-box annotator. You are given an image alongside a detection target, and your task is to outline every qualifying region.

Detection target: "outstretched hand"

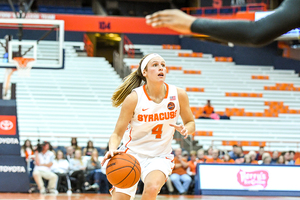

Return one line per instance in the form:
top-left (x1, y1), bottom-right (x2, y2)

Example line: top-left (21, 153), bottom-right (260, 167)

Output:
top-left (101, 149), bottom-right (124, 166)
top-left (146, 9), bottom-right (196, 34)
top-left (169, 124), bottom-right (188, 139)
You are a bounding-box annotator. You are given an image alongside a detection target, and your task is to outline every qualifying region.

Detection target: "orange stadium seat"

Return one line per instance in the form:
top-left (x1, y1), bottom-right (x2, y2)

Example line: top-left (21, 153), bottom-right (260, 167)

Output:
top-left (215, 57), bottom-right (233, 62)
top-left (183, 70), bottom-right (201, 74)
top-left (264, 83), bottom-right (300, 91)
top-left (215, 111), bottom-right (225, 116)
top-left (222, 141), bottom-right (266, 147)
top-left (193, 131), bottom-right (213, 136)
top-left (178, 53), bottom-right (191, 57)
top-left (294, 87), bottom-right (300, 91)
top-left (226, 92), bottom-right (262, 98)
top-left (190, 107), bottom-right (203, 118)
top-left (191, 52), bottom-right (203, 57)
top-left (252, 75), bottom-right (269, 80)
top-left (178, 52), bottom-right (202, 57)
top-left (245, 112), bottom-right (254, 116)
top-left (167, 66), bottom-right (182, 70)
top-left (186, 87), bottom-right (205, 92)
top-left (162, 44), bottom-right (181, 49)
top-left (130, 65), bottom-right (138, 69)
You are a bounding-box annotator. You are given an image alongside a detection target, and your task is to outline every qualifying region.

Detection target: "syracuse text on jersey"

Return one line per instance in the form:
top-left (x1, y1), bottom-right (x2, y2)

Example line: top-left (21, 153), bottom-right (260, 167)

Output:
top-left (137, 110), bottom-right (178, 122)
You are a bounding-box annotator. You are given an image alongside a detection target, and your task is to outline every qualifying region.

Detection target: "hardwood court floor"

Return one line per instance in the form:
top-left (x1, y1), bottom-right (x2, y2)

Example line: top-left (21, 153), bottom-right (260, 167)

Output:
top-left (0, 193), bottom-right (300, 200)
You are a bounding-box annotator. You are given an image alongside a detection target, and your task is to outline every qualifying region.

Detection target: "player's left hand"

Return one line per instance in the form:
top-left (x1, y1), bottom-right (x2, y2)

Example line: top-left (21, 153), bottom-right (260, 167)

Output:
top-left (169, 124), bottom-right (188, 139)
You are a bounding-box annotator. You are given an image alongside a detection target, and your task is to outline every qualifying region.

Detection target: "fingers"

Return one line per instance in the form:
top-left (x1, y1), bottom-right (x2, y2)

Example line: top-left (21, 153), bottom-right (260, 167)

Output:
top-left (110, 150), bottom-right (114, 158)
top-left (146, 9), bottom-right (173, 20)
top-left (146, 17), bottom-right (172, 28)
top-left (169, 124), bottom-right (179, 128)
top-left (146, 10), bottom-right (177, 28)
top-left (170, 124), bottom-right (188, 138)
top-left (101, 152), bottom-right (110, 166)
top-left (101, 150), bottom-right (124, 166)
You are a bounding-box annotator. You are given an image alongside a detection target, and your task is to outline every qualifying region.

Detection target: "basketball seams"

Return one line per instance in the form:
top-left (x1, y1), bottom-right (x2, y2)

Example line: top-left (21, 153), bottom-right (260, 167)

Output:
top-left (106, 166), bottom-right (133, 176)
top-left (126, 153), bottom-right (136, 162)
top-left (130, 159), bottom-right (137, 187)
top-left (110, 157), bottom-right (135, 165)
top-left (115, 164), bottom-right (135, 187)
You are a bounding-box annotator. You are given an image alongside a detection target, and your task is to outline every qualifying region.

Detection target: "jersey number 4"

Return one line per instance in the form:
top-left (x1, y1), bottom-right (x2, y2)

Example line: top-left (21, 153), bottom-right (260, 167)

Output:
top-left (152, 124), bottom-right (163, 139)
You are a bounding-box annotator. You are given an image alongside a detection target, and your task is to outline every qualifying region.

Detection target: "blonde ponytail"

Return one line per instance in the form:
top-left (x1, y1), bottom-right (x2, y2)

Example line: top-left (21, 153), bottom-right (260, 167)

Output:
top-left (112, 55), bottom-right (150, 107)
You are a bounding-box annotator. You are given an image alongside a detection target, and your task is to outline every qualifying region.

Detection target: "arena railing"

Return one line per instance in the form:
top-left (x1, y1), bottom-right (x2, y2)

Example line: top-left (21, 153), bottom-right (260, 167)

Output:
top-left (181, 3), bottom-right (267, 17)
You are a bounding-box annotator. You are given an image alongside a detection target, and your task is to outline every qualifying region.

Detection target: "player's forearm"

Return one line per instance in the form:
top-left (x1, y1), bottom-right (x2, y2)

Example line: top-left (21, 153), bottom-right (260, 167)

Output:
top-left (191, 19), bottom-right (273, 47)
top-left (109, 133), bottom-right (123, 151)
top-left (191, 0), bottom-right (300, 47)
top-left (184, 121), bottom-right (195, 136)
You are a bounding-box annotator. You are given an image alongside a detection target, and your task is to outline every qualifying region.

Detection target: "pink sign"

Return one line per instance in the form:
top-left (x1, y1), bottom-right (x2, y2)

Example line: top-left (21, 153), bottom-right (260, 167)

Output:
top-left (237, 169), bottom-right (269, 188)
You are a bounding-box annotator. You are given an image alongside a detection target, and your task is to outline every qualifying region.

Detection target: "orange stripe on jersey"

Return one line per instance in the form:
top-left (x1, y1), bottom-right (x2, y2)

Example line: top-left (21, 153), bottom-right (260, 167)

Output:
top-left (164, 83), bottom-right (169, 98)
top-left (165, 156), bottom-right (173, 161)
top-left (125, 128), bottom-right (132, 149)
top-left (143, 85), bottom-right (151, 101)
top-left (125, 147), bottom-right (129, 153)
top-left (143, 83), bottom-right (169, 101)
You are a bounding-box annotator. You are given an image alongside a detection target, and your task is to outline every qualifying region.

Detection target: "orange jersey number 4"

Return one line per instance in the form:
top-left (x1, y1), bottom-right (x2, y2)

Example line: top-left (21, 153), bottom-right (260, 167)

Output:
top-left (152, 124), bottom-right (163, 139)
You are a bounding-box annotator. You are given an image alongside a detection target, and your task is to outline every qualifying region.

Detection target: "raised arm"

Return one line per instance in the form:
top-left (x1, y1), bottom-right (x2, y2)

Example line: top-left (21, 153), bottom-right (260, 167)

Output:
top-left (146, 0), bottom-right (300, 47)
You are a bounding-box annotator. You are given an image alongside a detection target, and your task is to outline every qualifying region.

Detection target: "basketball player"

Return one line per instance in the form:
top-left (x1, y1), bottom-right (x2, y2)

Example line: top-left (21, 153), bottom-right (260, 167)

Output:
top-left (146, 0), bottom-right (300, 47)
top-left (101, 53), bottom-right (195, 200)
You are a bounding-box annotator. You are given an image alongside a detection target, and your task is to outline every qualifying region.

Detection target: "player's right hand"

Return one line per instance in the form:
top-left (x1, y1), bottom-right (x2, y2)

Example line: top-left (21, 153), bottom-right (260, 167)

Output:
top-left (101, 150), bottom-right (124, 166)
top-left (145, 9), bottom-right (196, 34)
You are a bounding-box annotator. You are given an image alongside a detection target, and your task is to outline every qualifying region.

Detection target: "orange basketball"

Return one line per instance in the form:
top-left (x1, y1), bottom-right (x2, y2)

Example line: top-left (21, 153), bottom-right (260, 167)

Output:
top-left (106, 153), bottom-right (141, 189)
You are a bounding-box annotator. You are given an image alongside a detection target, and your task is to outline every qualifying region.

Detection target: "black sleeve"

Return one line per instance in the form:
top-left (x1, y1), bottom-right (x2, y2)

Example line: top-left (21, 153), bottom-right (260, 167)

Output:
top-left (190, 0), bottom-right (300, 47)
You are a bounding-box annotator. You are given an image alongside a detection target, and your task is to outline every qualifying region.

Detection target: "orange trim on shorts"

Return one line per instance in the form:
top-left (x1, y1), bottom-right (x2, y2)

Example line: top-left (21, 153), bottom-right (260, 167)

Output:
top-left (143, 83), bottom-right (169, 101)
top-left (109, 186), bottom-right (115, 192)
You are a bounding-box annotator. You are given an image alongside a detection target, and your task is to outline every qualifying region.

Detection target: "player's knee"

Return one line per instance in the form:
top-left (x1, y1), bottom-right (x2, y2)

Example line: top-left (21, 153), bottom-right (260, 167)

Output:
top-left (143, 183), bottom-right (161, 195)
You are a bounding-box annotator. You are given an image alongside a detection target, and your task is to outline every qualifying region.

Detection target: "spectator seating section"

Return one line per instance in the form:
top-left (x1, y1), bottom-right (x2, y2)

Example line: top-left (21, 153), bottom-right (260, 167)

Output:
top-left (6, 41), bottom-right (300, 152)
top-left (124, 44), bottom-right (300, 152)
top-left (38, 6), bottom-right (94, 15)
top-left (0, 3), bottom-right (94, 15)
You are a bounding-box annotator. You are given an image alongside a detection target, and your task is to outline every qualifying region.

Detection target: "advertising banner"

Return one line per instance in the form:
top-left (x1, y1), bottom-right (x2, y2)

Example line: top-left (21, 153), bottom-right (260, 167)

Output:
top-left (0, 100), bottom-right (20, 156)
top-left (0, 155), bottom-right (30, 192)
top-left (196, 164), bottom-right (300, 196)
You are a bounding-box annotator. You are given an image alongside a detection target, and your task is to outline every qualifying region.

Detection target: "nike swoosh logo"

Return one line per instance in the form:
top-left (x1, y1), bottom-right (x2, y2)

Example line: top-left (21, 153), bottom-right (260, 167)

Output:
top-left (142, 108), bottom-right (149, 111)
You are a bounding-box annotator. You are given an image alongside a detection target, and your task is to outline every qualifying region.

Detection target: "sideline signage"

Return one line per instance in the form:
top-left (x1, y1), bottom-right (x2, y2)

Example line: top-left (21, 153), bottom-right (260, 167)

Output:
top-left (0, 100), bottom-right (29, 192)
top-left (0, 101), bottom-right (21, 156)
top-left (0, 156), bottom-right (30, 192)
top-left (0, 115), bottom-right (16, 135)
top-left (195, 163), bottom-right (300, 196)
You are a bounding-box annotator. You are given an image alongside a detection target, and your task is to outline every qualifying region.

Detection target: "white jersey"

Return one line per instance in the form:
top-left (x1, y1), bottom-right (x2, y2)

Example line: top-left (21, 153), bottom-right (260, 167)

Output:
top-left (122, 83), bottom-right (180, 157)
